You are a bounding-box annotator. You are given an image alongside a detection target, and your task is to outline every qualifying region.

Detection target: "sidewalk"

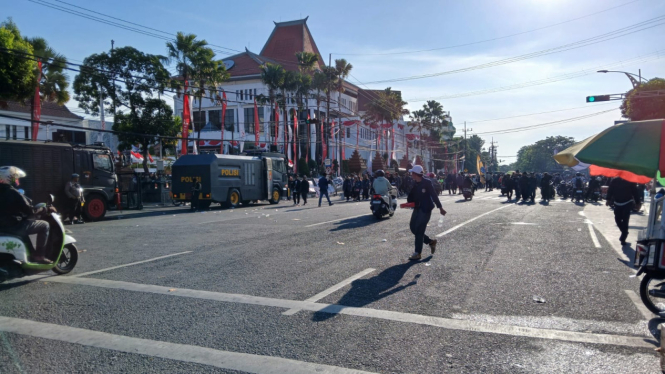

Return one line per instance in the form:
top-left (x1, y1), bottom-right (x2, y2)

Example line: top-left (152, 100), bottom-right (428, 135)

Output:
top-left (584, 202), bottom-right (649, 264)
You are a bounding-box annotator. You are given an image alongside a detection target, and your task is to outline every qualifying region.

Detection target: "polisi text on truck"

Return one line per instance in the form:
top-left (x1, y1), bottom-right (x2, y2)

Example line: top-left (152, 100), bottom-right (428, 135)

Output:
top-left (220, 168), bottom-right (240, 177)
top-left (181, 176), bottom-right (202, 183)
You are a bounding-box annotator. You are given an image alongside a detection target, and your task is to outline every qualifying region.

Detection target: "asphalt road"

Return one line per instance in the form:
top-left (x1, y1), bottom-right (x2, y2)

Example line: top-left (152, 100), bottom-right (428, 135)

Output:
top-left (0, 189), bottom-right (659, 373)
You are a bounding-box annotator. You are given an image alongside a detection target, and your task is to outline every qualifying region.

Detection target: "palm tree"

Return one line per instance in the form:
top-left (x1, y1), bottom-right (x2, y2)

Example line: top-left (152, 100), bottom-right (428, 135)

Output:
top-left (26, 37), bottom-right (69, 139)
top-left (363, 87), bottom-right (409, 158)
top-left (280, 70), bottom-right (299, 155)
top-left (334, 59), bottom-right (352, 165)
top-left (260, 63), bottom-right (285, 144)
top-left (190, 47), bottom-right (229, 144)
top-left (296, 51), bottom-right (318, 73)
top-left (408, 109), bottom-right (427, 158)
top-left (321, 66), bottom-right (338, 164)
top-left (165, 32), bottom-right (207, 94)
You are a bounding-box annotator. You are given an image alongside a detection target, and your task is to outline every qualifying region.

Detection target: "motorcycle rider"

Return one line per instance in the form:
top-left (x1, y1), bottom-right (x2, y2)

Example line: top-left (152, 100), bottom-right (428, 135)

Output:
top-left (586, 176), bottom-right (601, 201)
top-left (572, 172), bottom-right (585, 200)
top-left (372, 170), bottom-right (395, 209)
top-left (0, 166), bottom-right (56, 264)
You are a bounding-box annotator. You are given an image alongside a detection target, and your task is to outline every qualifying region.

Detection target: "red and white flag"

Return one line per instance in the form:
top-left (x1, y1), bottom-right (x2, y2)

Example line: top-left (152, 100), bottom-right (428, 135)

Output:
top-left (254, 98), bottom-right (260, 146)
top-left (181, 80), bottom-right (191, 155)
top-left (221, 91), bottom-right (227, 154)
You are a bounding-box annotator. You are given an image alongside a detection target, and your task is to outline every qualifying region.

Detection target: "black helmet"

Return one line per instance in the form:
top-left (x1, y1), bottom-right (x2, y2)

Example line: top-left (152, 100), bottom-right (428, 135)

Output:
top-left (375, 170), bottom-right (385, 177)
top-left (576, 172), bottom-right (582, 176)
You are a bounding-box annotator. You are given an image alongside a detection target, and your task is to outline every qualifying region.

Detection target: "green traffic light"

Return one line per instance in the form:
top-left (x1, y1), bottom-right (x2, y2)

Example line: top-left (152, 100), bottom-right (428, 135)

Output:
top-left (589, 96), bottom-right (596, 102)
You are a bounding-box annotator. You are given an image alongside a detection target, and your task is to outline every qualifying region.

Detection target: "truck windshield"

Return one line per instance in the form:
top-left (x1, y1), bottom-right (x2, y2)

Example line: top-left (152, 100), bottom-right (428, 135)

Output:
top-left (92, 153), bottom-right (113, 173)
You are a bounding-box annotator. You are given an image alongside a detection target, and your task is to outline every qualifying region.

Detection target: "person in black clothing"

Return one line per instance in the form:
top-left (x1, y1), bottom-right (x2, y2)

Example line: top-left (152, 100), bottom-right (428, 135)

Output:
top-left (191, 179), bottom-right (202, 210)
top-left (606, 177), bottom-right (638, 245)
top-left (298, 175), bottom-right (309, 205)
top-left (528, 173), bottom-right (537, 202)
top-left (586, 177), bottom-right (601, 201)
top-left (504, 174), bottom-right (514, 200)
top-left (0, 166), bottom-right (55, 264)
top-left (446, 173), bottom-right (455, 194)
top-left (292, 177), bottom-right (301, 205)
top-left (406, 165), bottom-right (447, 261)
top-left (362, 174), bottom-right (370, 200)
top-left (343, 176), bottom-right (352, 202)
top-left (318, 174), bottom-right (333, 207)
top-left (540, 172), bottom-right (552, 201)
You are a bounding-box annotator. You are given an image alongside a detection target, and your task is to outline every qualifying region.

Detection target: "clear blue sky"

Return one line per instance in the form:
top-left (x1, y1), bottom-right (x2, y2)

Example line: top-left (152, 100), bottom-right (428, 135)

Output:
top-left (5, 0), bottom-right (665, 161)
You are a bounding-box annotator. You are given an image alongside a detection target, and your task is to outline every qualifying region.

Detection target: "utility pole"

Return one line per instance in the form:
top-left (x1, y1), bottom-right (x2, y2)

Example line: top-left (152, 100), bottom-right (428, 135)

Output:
top-left (463, 121), bottom-right (472, 172)
top-left (111, 40), bottom-right (116, 128)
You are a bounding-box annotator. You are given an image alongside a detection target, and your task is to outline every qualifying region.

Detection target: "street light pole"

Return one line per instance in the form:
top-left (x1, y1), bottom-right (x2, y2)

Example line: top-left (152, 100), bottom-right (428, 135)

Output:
top-left (597, 69), bottom-right (648, 88)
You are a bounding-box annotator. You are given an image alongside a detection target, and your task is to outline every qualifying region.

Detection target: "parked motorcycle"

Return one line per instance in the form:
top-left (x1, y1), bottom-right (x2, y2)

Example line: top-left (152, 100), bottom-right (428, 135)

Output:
top-left (0, 195), bottom-right (79, 283)
top-left (370, 193), bottom-right (396, 219)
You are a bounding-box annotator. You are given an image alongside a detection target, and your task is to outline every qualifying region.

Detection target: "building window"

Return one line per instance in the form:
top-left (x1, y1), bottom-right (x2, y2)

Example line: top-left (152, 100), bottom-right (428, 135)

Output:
top-left (243, 107), bottom-right (258, 134)
top-left (209, 110), bottom-right (222, 130)
top-left (346, 128), bottom-right (351, 138)
top-left (253, 89), bottom-right (257, 98)
top-left (225, 109), bottom-right (235, 132)
top-left (193, 111), bottom-right (206, 132)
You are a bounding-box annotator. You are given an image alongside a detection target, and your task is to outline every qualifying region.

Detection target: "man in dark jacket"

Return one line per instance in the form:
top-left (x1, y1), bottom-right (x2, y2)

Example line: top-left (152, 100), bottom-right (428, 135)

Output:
top-left (528, 173), bottom-right (538, 202)
top-left (318, 174), bottom-right (333, 207)
top-left (540, 172), bottom-right (552, 201)
top-left (607, 177), bottom-right (638, 245)
top-left (455, 172), bottom-right (465, 195)
top-left (298, 175), bottom-right (309, 205)
top-left (445, 173), bottom-right (455, 194)
top-left (406, 165), bottom-right (447, 261)
top-left (0, 166), bottom-right (55, 264)
top-left (343, 176), bottom-right (352, 202)
top-left (292, 177), bottom-right (301, 205)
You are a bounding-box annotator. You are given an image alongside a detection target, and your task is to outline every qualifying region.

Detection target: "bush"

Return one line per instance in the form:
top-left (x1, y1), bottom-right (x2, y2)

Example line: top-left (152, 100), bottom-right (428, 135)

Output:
top-left (298, 157), bottom-right (310, 177)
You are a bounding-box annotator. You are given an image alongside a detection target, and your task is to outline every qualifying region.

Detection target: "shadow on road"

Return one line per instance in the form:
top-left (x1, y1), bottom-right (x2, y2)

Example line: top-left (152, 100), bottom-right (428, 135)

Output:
top-left (312, 257), bottom-right (431, 322)
top-left (329, 215), bottom-right (376, 232)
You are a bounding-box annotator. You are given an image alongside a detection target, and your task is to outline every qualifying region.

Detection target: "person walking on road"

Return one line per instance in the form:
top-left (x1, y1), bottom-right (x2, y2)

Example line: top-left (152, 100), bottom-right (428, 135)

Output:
top-left (361, 174), bottom-right (370, 200)
top-left (318, 174), bottom-right (334, 207)
top-left (292, 177), bottom-right (300, 206)
top-left (64, 173), bottom-right (85, 224)
top-left (406, 165), bottom-right (446, 261)
top-left (456, 172), bottom-right (464, 195)
top-left (299, 175), bottom-right (309, 206)
top-left (606, 177), bottom-right (638, 245)
top-left (343, 176), bottom-right (352, 202)
top-left (191, 179), bottom-right (202, 211)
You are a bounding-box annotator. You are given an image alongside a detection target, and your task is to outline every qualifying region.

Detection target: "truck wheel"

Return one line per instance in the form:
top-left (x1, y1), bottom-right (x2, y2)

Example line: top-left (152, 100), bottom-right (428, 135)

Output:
top-left (269, 187), bottom-right (281, 204)
top-left (225, 189), bottom-right (241, 209)
top-left (83, 195), bottom-right (107, 221)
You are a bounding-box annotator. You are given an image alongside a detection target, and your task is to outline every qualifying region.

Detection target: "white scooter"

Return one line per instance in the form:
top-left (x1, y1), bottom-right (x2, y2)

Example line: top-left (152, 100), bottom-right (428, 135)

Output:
top-left (0, 194), bottom-right (78, 283)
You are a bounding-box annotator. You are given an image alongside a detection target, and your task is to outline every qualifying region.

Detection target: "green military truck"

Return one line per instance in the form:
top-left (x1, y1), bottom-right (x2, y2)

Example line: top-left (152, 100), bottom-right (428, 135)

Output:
top-left (0, 140), bottom-right (117, 220)
top-left (171, 152), bottom-right (288, 209)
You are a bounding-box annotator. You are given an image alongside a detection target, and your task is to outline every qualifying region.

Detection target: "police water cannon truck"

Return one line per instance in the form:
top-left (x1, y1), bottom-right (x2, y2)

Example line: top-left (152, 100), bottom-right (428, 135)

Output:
top-left (171, 152), bottom-right (288, 209)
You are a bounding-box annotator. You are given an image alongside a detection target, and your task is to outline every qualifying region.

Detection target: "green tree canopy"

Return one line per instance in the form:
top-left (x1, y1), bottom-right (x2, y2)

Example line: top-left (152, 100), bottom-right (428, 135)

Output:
top-left (514, 135), bottom-right (576, 172)
top-left (0, 19), bottom-right (36, 107)
top-left (620, 78), bottom-right (665, 121)
top-left (74, 46), bottom-right (169, 118)
top-left (113, 98), bottom-right (178, 173)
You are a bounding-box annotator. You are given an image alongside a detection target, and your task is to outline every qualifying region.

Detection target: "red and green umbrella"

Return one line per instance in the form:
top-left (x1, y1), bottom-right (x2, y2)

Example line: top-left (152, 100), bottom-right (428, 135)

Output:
top-left (554, 119), bottom-right (665, 183)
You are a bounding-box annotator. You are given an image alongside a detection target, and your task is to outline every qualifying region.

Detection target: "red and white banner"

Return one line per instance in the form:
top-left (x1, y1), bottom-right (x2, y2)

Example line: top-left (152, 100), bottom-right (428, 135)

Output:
top-left (274, 102), bottom-right (280, 146)
top-left (293, 110), bottom-right (298, 174)
top-left (181, 80), bottom-right (191, 155)
top-left (31, 60), bottom-right (42, 141)
top-left (254, 99), bottom-right (260, 146)
top-left (221, 91), bottom-right (227, 154)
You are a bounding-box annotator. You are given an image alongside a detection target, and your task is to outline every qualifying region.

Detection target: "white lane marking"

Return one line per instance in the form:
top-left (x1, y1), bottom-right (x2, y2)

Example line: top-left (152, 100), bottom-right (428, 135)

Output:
top-left (588, 223), bottom-right (602, 248)
top-left (72, 252), bottom-right (193, 278)
top-left (283, 268), bottom-right (376, 315)
top-left (0, 316), bottom-right (374, 374)
top-left (41, 276), bottom-right (655, 348)
top-left (511, 222), bottom-right (538, 226)
top-left (305, 214), bottom-right (368, 228)
top-left (436, 205), bottom-right (513, 238)
top-left (624, 290), bottom-right (654, 321)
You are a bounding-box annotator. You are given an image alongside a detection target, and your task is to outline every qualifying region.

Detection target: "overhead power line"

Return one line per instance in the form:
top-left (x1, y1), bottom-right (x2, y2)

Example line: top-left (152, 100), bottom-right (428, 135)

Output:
top-left (333, 0), bottom-right (641, 56)
top-left (361, 14), bottom-right (665, 85)
top-left (474, 108), bottom-right (619, 135)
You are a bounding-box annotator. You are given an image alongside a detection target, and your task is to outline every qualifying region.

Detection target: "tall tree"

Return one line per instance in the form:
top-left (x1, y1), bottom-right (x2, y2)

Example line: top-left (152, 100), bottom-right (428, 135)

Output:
top-left (335, 59), bottom-right (353, 163)
top-left (364, 87), bottom-right (409, 158)
top-left (113, 99), bottom-right (178, 173)
top-left (25, 36), bottom-right (70, 137)
top-left (0, 19), bottom-right (37, 107)
top-left (164, 32), bottom-right (207, 94)
top-left (189, 47), bottom-right (229, 144)
top-left (620, 78), bottom-right (665, 121)
top-left (260, 63), bottom-right (285, 144)
top-left (74, 46), bottom-right (169, 118)
top-left (514, 135), bottom-right (576, 172)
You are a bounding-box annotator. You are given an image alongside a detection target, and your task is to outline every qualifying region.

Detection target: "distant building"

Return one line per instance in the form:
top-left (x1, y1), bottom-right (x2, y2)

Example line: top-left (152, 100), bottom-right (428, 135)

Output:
top-left (0, 101), bottom-right (118, 152)
top-left (175, 17), bottom-right (422, 171)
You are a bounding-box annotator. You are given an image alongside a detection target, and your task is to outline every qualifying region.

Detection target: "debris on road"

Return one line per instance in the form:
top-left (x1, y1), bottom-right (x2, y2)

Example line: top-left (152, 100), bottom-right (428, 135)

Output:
top-left (532, 295), bottom-right (546, 304)
top-left (337, 242), bottom-right (345, 245)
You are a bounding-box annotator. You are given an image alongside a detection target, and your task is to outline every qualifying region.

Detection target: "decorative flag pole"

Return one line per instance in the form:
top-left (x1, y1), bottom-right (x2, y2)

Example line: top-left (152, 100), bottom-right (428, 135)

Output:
top-left (221, 91), bottom-right (227, 154)
top-left (181, 80), bottom-right (190, 156)
top-left (31, 60), bottom-right (43, 141)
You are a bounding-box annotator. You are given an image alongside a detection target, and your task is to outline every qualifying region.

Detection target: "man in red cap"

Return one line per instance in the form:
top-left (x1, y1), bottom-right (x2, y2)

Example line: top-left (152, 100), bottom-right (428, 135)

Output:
top-left (406, 165), bottom-right (446, 261)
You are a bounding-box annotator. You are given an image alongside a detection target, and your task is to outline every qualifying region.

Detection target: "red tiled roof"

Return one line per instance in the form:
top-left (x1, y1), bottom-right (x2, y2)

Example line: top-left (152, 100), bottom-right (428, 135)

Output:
top-left (1, 100), bottom-right (82, 120)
